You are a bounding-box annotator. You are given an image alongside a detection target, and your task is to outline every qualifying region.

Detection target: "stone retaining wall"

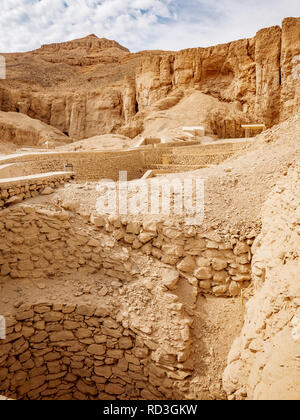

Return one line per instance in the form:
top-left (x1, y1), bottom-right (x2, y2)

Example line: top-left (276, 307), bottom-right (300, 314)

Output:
top-left (0, 205), bottom-right (111, 280)
top-left (0, 204), bottom-right (256, 400)
top-left (172, 152), bottom-right (236, 166)
top-left (0, 141), bottom-right (253, 183)
top-left (0, 303), bottom-right (185, 400)
top-left (136, 140), bottom-right (203, 149)
top-left (0, 173), bottom-right (73, 209)
top-left (143, 149), bottom-right (173, 166)
top-left (0, 205), bottom-right (194, 390)
top-left (0, 164), bottom-right (19, 179)
top-left (173, 141), bottom-right (252, 154)
top-left (143, 140), bottom-right (253, 167)
top-left (0, 205), bottom-right (254, 297)
top-left (90, 216), bottom-right (254, 298)
top-left (0, 205), bottom-right (197, 400)
top-left (0, 150), bottom-right (145, 182)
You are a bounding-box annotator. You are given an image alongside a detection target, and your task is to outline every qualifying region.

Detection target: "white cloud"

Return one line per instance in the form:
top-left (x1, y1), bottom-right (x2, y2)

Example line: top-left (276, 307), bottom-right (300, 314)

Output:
top-left (0, 0), bottom-right (299, 53)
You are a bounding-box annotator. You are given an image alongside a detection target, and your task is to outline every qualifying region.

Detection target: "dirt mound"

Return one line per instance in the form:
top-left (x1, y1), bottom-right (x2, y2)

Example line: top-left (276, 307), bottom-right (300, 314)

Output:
top-left (0, 111), bottom-right (71, 149)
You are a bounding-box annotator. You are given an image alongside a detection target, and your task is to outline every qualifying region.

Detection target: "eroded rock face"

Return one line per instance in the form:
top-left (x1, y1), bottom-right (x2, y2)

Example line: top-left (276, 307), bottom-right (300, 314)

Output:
top-left (136, 19), bottom-right (299, 135)
top-left (0, 88), bottom-right (126, 140)
top-left (0, 19), bottom-right (299, 142)
top-left (0, 111), bottom-right (70, 147)
top-left (0, 34), bottom-right (134, 141)
top-left (223, 163), bottom-right (300, 400)
top-left (37, 35), bottom-right (130, 66)
top-left (254, 26), bottom-right (281, 126)
top-left (136, 40), bottom-right (256, 113)
top-left (281, 18), bottom-right (300, 120)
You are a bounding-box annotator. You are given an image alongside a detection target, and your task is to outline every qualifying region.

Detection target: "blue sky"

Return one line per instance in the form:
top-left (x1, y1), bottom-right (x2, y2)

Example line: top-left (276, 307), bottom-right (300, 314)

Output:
top-left (0, 0), bottom-right (299, 53)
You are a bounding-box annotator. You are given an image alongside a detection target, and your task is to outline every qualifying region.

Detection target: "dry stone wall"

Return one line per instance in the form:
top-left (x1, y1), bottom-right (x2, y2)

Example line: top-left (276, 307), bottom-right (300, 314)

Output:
top-left (143, 141), bottom-right (252, 168)
top-left (0, 141), bottom-right (252, 190)
top-left (171, 152), bottom-right (235, 166)
top-left (0, 205), bottom-right (113, 280)
top-left (0, 303), bottom-right (185, 400)
top-left (0, 202), bottom-right (255, 400)
top-left (0, 204), bottom-right (195, 400)
top-left (0, 163), bottom-right (28, 179)
top-left (90, 216), bottom-right (254, 298)
top-left (0, 173), bottom-right (73, 209)
top-left (0, 205), bottom-right (253, 296)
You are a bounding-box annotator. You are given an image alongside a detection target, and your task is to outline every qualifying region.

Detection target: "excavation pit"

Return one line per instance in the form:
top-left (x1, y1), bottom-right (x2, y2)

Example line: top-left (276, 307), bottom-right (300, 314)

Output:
top-left (0, 201), bottom-right (255, 400)
top-left (0, 303), bottom-right (171, 401)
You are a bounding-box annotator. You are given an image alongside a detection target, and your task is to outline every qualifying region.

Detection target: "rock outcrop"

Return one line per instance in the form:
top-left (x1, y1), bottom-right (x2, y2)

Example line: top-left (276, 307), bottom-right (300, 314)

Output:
top-left (281, 17), bottom-right (300, 120)
top-left (37, 34), bottom-right (130, 66)
top-left (0, 111), bottom-right (70, 147)
top-left (136, 18), bottom-right (299, 135)
top-left (0, 18), bottom-right (299, 142)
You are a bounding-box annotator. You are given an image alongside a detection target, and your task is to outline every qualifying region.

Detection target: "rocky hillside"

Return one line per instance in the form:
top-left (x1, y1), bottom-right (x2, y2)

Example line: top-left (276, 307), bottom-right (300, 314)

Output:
top-left (0, 18), bottom-right (299, 141)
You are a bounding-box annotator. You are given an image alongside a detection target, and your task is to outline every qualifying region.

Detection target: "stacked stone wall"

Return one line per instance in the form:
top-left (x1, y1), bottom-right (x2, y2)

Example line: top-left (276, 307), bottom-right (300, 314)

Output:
top-left (0, 303), bottom-right (185, 400)
top-left (0, 173), bottom-right (72, 209)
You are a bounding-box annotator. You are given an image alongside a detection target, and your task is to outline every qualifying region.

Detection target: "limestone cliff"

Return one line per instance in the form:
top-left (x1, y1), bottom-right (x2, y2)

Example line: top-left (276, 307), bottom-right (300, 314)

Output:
top-left (135, 18), bottom-right (299, 134)
top-left (0, 18), bottom-right (299, 141)
top-left (281, 18), bottom-right (300, 120)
